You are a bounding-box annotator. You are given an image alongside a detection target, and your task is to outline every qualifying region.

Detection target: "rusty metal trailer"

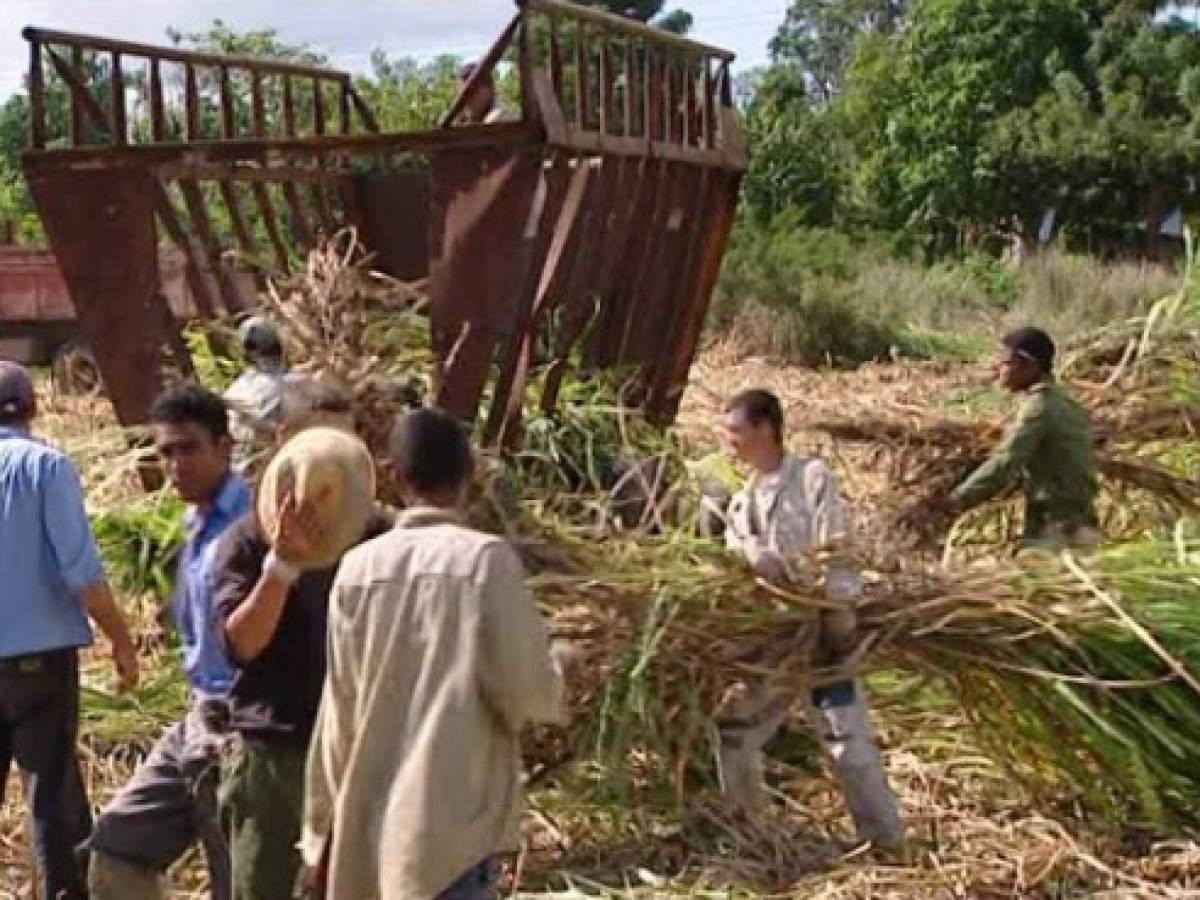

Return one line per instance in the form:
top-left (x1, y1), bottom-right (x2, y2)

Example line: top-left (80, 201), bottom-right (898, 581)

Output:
top-left (19, 0), bottom-right (746, 442)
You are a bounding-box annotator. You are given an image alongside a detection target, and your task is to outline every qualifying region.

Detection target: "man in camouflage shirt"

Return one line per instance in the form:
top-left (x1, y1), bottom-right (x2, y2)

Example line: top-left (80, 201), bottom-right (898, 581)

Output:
top-left (948, 326), bottom-right (1099, 550)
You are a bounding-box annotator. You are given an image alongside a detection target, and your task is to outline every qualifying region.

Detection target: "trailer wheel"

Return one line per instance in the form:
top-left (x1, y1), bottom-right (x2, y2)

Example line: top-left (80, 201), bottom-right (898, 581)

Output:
top-left (52, 343), bottom-right (102, 396)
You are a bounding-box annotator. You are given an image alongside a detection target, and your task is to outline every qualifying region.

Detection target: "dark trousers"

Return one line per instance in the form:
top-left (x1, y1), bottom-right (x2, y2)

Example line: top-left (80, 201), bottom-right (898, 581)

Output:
top-left (219, 739), bottom-right (307, 900)
top-left (0, 648), bottom-right (91, 900)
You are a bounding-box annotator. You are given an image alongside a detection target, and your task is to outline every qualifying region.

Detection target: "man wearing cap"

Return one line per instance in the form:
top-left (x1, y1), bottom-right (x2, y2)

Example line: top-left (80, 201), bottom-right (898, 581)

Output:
top-left (0, 360), bottom-right (139, 900)
top-left (211, 380), bottom-right (391, 900)
top-left (944, 326), bottom-right (1099, 551)
top-left (300, 407), bottom-right (568, 900)
top-left (89, 384), bottom-right (250, 900)
top-left (224, 317), bottom-right (292, 474)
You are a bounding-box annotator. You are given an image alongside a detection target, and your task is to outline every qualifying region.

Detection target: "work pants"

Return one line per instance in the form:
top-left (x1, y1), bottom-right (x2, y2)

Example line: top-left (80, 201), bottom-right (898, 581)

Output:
top-left (219, 738), bottom-right (307, 900)
top-left (87, 701), bottom-right (231, 900)
top-left (716, 679), bottom-right (904, 850)
top-left (0, 648), bottom-right (91, 900)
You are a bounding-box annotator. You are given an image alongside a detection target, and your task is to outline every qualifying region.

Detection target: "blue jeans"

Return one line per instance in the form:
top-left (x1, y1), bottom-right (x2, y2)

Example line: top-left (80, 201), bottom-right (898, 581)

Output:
top-left (437, 857), bottom-right (498, 900)
top-left (0, 649), bottom-right (91, 900)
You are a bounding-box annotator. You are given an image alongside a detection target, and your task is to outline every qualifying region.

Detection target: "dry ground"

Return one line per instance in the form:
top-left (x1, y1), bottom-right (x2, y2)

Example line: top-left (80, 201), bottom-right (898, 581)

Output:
top-left (4, 351), bottom-right (1200, 899)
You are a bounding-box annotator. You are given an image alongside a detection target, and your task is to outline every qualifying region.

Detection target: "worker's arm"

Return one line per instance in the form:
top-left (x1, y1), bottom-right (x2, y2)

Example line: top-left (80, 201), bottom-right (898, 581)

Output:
top-left (43, 455), bottom-right (138, 691)
top-left (477, 541), bottom-right (565, 733)
top-left (951, 393), bottom-right (1047, 511)
top-left (80, 582), bottom-right (139, 692)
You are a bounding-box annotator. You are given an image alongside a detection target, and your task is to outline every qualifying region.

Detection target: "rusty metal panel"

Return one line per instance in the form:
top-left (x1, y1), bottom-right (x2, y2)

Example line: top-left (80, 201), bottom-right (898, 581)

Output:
top-left (428, 146), bottom-right (545, 421)
top-left (25, 167), bottom-right (172, 424)
top-left (489, 156), bottom-right (596, 439)
top-left (540, 156), bottom-right (620, 413)
top-left (482, 156), bottom-right (573, 445)
top-left (646, 168), bottom-right (742, 421)
top-left (623, 163), bottom-right (707, 375)
top-left (354, 169), bottom-right (432, 280)
top-left (584, 157), bottom-right (661, 369)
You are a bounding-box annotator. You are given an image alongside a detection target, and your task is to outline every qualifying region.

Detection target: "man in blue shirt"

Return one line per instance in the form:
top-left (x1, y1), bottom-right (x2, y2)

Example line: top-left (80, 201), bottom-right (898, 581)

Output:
top-left (88, 384), bottom-right (251, 900)
top-left (0, 360), bottom-right (139, 900)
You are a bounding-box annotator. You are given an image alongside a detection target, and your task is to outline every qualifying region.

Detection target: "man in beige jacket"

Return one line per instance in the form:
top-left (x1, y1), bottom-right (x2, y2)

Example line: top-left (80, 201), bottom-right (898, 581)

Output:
top-left (718, 389), bottom-right (903, 852)
top-left (300, 407), bottom-right (566, 900)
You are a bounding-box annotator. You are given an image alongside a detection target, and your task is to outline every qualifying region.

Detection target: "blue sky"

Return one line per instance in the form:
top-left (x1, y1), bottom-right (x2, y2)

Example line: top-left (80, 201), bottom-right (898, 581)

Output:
top-left (0, 0), bottom-right (786, 102)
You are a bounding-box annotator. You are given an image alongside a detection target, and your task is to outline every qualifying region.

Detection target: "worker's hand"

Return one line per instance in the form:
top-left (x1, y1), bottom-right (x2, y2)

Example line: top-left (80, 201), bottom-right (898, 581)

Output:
top-left (820, 606), bottom-right (858, 659)
top-left (273, 491), bottom-right (324, 567)
top-left (744, 536), bottom-right (788, 582)
top-left (112, 637), bottom-right (140, 694)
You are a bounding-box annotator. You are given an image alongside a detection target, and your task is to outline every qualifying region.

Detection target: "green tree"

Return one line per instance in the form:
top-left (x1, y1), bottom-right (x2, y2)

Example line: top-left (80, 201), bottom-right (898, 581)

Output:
top-left (582, 1), bottom-right (693, 33)
top-left (354, 53), bottom-right (463, 132)
top-left (843, 0), bottom-right (1092, 253)
top-left (742, 65), bottom-right (842, 226)
top-left (770, 0), bottom-right (905, 104)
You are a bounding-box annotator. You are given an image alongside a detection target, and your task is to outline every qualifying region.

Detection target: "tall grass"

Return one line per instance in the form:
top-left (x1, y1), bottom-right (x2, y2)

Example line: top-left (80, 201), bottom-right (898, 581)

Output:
top-left (714, 220), bottom-right (1181, 366)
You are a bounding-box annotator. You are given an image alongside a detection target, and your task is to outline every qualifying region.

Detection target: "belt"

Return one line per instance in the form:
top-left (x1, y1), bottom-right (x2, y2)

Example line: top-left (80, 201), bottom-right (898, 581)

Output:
top-left (0, 649), bottom-right (69, 674)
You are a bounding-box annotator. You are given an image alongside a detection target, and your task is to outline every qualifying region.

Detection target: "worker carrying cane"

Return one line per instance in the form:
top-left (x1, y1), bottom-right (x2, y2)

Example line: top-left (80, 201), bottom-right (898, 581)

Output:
top-left (716, 388), bottom-right (904, 853)
top-left (936, 326), bottom-right (1100, 553)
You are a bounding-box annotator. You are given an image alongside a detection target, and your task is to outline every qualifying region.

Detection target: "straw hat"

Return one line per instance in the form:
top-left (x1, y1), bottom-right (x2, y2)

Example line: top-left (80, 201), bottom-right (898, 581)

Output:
top-left (257, 426), bottom-right (377, 570)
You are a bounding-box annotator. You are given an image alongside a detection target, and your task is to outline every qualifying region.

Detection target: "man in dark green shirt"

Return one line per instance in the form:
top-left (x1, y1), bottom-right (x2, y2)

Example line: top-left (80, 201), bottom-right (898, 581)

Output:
top-left (947, 327), bottom-right (1100, 550)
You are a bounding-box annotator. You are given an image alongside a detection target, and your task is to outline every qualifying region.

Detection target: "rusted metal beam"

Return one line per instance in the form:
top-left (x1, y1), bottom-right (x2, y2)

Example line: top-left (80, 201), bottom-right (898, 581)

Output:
top-left (496, 158), bottom-right (594, 437)
top-left (220, 66), bottom-right (237, 139)
top-left (29, 40), bottom-right (46, 149)
top-left (482, 159), bottom-right (572, 445)
top-left (541, 157), bottom-right (618, 414)
top-left (217, 179), bottom-right (258, 262)
top-left (647, 168), bottom-right (742, 421)
top-left (339, 79), bottom-right (352, 135)
top-left (23, 26), bottom-right (354, 81)
top-left (156, 161), bottom-right (340, 185)
top-left (150, 58), bottom-right (165, 142)
top-left (600, 41), bottom-right (614, 136)
top-left (703, 58), bottom-right (715, 150)
top-left (308, 181), bottom-right (338, 237)
top-left (111, 52), bottom-right (127, 144)
top-left (549, 16), bottom-right (565, 106)
top-left (70, 47), bottom-right (87, 145)
top-left (624, 37), bottom-right (636, 138)
top-left (429, 147), bottom-right (545, 421)
top-left (313, 78), bottom-right (326, 136)
top-left (251, 71), bottom-right (267, 137)
top-left (20, 121), bottom-right (544, 172)
top-left (185, 64), bottom-right (200, 140)
top-left (283, 76), bottom-right (297, 137)
top-left (524, 0), bottom-right (736, 62)
top-left (26, 166), bottom-right (175, 424)
top-left (45, 48), bottom-right (115, 140)
top-left (177, 177), bottom-right (245, 311)
top-left (348, 86), bottom-right (379, 133)
top-left (281, 181), bottom-right (317, 247)
top-left (249, 181), bottom-right (292, 272)
top-left (440, 13), bottom-right (521, 128)
top-left (151, 180), bottom-right (221, 318)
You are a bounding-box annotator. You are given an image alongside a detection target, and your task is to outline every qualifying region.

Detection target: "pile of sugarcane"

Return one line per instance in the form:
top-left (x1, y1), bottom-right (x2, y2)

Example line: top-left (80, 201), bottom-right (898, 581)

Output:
top-left (205, 233), bottom-right (1200, 831)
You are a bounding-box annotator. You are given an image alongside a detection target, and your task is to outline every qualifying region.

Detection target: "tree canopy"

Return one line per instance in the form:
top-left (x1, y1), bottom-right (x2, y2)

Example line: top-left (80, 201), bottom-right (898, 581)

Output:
top-left (746, 0), bottom-right (1200, 256)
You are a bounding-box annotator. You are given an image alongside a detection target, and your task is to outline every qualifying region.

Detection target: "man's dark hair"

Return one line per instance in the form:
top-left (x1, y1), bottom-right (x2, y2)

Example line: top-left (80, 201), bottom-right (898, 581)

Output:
top-left (389, 407), bottom-right (473, 494)
top-left (149, 383), bottom-right (229, 441)
top-left (726, 389), bottom-right (784, 442)
top-left (1003, 326), bottom-right (1056, 373)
